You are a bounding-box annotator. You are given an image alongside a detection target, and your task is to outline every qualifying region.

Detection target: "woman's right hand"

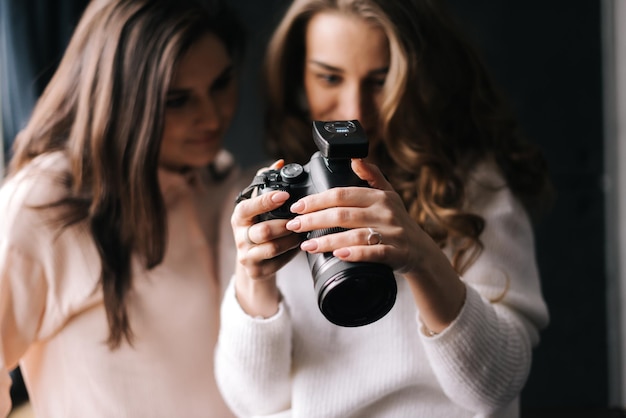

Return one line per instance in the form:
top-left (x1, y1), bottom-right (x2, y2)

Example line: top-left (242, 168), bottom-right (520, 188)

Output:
top-left (231, 168), bottom-right (303, 317)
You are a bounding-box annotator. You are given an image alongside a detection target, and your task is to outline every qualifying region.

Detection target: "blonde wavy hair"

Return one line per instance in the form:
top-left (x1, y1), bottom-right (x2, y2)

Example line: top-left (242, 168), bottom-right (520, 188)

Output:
top-left (263, 0), bottom-right (552, 274)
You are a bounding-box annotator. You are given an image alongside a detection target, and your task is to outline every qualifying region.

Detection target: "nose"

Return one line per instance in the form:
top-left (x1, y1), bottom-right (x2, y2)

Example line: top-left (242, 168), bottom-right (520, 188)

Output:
top-left (336, 84), bottom-right (363, 122)
top-left (196, 96), bottom-right (220, 130)
top-left (336, 84), bottom-right (374, 129)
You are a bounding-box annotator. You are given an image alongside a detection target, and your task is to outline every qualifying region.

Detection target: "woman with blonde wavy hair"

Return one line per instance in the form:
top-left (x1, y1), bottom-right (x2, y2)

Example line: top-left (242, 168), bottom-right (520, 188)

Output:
top-left (0, 0), bottom-right (243, 416)
top-left (216, 0), bottom-right (553, 417)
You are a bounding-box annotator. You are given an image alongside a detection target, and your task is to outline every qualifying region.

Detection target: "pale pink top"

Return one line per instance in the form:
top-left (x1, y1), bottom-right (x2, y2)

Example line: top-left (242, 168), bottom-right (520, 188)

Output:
top-left (0, 151), bottom-right (238, 418)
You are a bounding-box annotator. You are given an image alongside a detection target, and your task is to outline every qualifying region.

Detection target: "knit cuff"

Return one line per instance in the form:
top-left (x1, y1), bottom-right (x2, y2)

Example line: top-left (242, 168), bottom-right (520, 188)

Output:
top-left (219, 278), bottom-right (292, 363)
top-left (419, 283), bottom-right (526, 411)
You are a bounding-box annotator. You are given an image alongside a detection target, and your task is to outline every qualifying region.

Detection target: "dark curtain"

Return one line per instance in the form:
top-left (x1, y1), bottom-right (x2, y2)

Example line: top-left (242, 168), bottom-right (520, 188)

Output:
top-left (0, 0), bottom-right (89, 163)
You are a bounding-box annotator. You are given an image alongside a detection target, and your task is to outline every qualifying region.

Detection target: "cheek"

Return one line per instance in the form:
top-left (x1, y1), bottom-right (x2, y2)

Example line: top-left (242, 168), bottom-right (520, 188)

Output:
top-left (159, 116), bottom-right (184, 154)
top-left (304, 85), bottom-right (333, 120)
top-left (161, 119), bottom-right (179, 145)
top-left (158, 133), bottom-right (173, 164)
top-left (373, 93), bottom-right (384, 113)
top-left (222, 91), bottom-right (238, 122)
top-left (215, 85), bottom-right (239, 125)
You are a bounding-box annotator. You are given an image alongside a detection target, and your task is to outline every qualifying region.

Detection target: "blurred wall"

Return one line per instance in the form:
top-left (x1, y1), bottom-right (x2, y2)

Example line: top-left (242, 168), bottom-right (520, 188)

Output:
top-left (603, 0), bottom-right (626, 407)
top-left (222, 0), bottom-right (287, 168)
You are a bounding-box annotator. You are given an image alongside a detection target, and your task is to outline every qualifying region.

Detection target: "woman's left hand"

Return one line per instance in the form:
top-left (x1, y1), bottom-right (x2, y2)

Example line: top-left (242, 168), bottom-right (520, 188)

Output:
top-left (285, 159), bottom-right (430, 275)
top-left (284, 159), bottom-right (466, 332)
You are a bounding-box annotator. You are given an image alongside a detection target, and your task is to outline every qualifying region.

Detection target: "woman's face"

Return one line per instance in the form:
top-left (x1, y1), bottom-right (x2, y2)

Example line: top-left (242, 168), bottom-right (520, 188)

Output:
top-left (303, 12), bottom-right (390, 140)
top-left (159, 33), bottom-right (237, 171)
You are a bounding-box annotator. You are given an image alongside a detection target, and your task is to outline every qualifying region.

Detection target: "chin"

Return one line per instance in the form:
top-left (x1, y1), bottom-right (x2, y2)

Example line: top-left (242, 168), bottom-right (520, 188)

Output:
top-left (187, 156), bottom-right (216, 168)
top-left (161, 151), bottom-right (218, 172)
top-left (196, 148), bottom-right (222, 166)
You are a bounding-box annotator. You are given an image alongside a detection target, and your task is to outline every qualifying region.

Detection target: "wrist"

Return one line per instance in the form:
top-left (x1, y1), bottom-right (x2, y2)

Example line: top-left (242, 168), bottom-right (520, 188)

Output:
top-left (234, 268), bottom-right (280, 318)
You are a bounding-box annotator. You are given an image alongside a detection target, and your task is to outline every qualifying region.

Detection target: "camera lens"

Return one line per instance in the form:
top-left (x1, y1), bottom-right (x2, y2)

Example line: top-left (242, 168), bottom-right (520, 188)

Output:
top-left (308, 251), bottom-right (397, 327)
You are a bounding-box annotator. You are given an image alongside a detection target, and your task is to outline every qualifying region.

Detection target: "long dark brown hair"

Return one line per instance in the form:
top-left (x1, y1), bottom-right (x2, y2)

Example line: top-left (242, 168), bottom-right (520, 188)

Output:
top-left (263, 0), bottom-right (553, 274)
top-left (8, 0), bottom-right (243, 348)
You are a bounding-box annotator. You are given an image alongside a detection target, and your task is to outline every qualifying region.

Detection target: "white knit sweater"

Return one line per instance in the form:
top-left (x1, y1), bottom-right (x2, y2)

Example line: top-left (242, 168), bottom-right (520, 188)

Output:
top-left (215, 161), bottom-right (549, 418)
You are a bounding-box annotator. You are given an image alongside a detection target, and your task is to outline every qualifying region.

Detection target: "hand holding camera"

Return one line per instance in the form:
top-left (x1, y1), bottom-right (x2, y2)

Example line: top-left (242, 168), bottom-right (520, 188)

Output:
top-left (236, 120), bottom-right (397, 327)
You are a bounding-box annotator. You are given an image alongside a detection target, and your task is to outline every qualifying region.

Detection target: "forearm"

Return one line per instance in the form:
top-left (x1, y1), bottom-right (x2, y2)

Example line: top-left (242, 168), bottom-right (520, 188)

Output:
top-left (216, 279), bottom-right (292, 416)
top-left (404, 237), bottom-right (467, 335)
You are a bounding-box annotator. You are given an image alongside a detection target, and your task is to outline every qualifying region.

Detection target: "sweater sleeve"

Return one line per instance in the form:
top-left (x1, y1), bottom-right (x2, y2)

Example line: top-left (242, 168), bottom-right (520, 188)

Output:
top-left (419, 170), bottom-right (549, 414)
top-left (0, 155), bottom-right (63, 417)
top-left (215, 279), bottom-right (292, 417)
top-left (0, 246), bottom-right (48, 418)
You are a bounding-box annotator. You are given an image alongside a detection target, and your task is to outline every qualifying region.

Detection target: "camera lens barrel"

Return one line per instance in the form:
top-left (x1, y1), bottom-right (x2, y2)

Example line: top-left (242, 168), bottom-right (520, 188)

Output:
top-left (307, 249), bottom-right (397, 327)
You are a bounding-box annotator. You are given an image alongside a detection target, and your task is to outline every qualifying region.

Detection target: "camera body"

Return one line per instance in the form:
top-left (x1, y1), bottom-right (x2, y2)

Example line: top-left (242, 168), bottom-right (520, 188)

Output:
top-left (257, 120), bottom-right (370, 222)
top-left (253, 120), bottom-right (397, 327)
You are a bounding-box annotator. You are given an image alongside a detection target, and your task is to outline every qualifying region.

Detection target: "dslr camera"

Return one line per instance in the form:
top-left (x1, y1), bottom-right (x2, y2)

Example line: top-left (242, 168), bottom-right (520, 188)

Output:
top-left (237, 120), bottom-right (397, 327)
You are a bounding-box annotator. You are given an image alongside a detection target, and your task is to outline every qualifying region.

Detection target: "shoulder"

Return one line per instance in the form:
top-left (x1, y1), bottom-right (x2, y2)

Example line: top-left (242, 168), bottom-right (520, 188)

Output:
top-left (0, 152), bottom-right (70, 251)
top-left (463, 157), bottom-right (522, 218)
top-left (1, 151), bottom-right (70, 206)
top-left (464, 157), bottom-right (506, 195)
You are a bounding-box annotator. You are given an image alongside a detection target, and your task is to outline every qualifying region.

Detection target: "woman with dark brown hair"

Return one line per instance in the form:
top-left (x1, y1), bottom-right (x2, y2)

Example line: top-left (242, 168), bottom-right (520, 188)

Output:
top-left (0, 0), bottom-right (242, 416)
top-left (216, 0), bottom-right (552, 417)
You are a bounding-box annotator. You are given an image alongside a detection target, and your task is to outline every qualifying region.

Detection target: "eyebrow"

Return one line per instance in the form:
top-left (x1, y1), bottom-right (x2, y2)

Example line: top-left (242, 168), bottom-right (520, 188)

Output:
top-left (214, 64), bottom-right (235, 82)
top-left (307, 60), bottom-right (389, 76)
top-left (167, 64), bottom-right (234, 94)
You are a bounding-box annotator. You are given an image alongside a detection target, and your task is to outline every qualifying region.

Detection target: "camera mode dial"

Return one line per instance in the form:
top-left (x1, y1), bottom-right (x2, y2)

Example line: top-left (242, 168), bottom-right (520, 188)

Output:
top-left (280, 163), bottom-right (305, 184)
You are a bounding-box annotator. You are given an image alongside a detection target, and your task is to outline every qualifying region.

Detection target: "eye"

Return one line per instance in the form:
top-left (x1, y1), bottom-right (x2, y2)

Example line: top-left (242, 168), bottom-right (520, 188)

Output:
top-left (316, 73), bottom-right (342, 86)
top-left (166, 93), bottom-right (189, 108)
top-left (367, 77), bottom-right (386, 89)
top-left (211, 69), bottom-right (234, 92)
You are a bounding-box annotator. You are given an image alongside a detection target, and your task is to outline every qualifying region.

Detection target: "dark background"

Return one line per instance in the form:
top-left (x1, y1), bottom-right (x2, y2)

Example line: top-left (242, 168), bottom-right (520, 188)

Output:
top-left (0, 0), bottom-right (613, 414)
top-left (444, 1), bottom-right (608, 410)
top-left (443, 1), bottom-right (608, 411)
